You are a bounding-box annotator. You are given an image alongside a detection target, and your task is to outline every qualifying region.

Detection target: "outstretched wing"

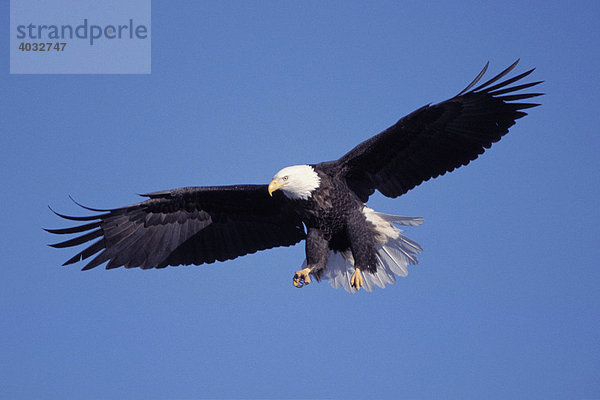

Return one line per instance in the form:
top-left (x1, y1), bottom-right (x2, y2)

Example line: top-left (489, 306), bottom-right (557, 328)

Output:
top-left (47, 185), bottom-right (306, 270)
top-left (336, 60), bottom-right (543, 202)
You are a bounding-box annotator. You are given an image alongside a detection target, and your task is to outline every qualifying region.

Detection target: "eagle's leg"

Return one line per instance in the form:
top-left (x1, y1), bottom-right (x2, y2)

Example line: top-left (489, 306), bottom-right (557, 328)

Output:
top-left (350, 268), bottom-right (363, 290)
top-left (293, 268), bottom-right (312, 288)
top-left (347, 211), bottom-right (377, 291)
top-left (293, 228), bottom-right (328, 288)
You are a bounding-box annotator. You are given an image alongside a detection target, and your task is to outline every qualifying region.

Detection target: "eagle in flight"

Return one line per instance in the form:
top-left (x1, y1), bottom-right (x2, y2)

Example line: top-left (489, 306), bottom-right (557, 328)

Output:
top-left (47, 60), bottom-right (542, 293)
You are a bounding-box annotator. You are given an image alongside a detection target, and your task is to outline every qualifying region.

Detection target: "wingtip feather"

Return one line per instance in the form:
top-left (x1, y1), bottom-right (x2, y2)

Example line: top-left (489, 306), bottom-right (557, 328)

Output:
top-left (457, 61), bottom-right (489, 96)
top-left (69, 195), bottom-right (111, 212)
top-left (471, 59), bottom-right (521, 93)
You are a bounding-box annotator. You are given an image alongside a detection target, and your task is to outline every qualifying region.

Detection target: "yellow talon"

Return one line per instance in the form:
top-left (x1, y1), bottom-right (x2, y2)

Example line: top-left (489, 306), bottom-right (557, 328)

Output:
top-left (350, 268), bottom-right (363, 291)
top-left (293, 268), bottom-right (312, 288)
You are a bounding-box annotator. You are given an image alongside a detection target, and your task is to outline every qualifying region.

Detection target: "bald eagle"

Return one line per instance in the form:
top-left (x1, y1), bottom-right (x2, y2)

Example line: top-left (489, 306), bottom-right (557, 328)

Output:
top-left (47, 61), bottom-right (542, 293)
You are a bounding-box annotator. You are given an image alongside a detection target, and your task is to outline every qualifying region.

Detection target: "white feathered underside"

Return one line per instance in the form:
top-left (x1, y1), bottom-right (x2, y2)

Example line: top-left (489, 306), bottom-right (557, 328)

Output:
top-left (300, 208), bottom-right (423, 294)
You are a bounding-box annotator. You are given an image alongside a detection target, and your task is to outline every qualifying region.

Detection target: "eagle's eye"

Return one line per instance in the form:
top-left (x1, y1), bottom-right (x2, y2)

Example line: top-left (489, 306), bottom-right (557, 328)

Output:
top-left (282, 176), bottom-right (288, 181)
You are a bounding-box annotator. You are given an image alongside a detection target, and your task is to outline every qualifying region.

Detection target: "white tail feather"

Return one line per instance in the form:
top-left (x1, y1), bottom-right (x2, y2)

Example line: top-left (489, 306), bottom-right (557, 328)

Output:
top-left (303, 208), bottom-right (423, 294)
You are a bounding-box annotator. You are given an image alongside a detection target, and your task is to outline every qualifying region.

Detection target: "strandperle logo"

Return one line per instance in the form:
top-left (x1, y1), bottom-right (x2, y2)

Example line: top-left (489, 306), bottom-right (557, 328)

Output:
top-left (16, 18), bottom-right (148, 45)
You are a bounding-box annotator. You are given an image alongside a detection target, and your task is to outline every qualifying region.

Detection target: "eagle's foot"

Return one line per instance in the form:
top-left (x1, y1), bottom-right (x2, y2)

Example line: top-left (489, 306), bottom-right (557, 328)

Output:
top-left (350, 268), bottom-right (363, 291)
top-left (293, 268), bottom-right (312, 288)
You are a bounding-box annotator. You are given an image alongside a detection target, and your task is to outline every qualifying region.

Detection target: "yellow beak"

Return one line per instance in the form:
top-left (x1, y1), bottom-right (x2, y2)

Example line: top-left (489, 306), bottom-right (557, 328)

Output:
top-left (268, 179), bottom-right (284, 196)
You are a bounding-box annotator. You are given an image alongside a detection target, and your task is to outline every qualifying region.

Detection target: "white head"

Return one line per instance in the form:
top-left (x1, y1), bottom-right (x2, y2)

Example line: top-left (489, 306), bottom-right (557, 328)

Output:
top-left (268, 164), bottom-right (321, 200)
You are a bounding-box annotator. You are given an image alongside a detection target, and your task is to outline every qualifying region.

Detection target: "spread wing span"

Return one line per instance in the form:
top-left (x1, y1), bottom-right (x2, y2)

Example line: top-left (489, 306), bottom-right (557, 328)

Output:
top-left (47, 186), bottom-right (306, 270)
top-left (338, 60), bottom-right (543, 202)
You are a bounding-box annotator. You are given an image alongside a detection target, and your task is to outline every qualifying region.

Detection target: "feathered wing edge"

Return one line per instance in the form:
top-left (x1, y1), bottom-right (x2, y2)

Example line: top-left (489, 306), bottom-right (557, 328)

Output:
top-left (45, 204), bottom-right (110, 269)
top-left (300, 210), bottom-right (424, 294)
top-left (455, 58), bottom-right (543, 106)
top-left (44, 200), bottom-right (181, 271)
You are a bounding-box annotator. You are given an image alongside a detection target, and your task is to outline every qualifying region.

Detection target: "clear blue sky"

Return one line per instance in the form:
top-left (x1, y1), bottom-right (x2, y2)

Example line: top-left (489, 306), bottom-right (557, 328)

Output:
top-left (2, 1), bottom-right (599, 399)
